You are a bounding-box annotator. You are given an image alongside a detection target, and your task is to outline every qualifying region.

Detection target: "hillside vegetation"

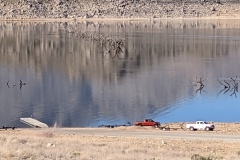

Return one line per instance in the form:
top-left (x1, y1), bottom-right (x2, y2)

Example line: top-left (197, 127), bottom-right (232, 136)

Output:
top-left (0, 0), bottom-right (240, 19)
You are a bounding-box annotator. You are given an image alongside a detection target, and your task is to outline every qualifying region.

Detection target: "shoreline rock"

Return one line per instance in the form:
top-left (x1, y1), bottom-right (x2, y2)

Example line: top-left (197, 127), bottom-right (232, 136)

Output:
top-left (0, 1), bottom-right (240, 20)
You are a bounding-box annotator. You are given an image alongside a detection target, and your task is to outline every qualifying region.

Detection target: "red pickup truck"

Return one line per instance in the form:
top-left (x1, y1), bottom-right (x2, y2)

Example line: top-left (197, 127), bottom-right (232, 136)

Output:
top-left (135, 119), bottom-right (160, 128)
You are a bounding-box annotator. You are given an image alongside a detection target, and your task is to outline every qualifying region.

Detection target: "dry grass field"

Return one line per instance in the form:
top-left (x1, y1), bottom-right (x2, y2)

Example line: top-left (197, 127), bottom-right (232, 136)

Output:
top-left (1, 123), bottom-right (240, 160)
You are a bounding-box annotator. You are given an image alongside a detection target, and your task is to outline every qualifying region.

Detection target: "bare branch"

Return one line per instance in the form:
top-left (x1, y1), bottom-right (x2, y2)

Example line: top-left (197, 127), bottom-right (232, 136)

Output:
top-left (224, 80), bottom-right (230, 89)
top-left (217, 79), bottom-right (228, 89)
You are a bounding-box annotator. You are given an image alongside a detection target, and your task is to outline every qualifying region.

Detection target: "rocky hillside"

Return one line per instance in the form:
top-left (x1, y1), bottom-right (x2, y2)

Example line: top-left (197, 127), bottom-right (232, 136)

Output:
top-left (0, 0), bottom-right (240, 19)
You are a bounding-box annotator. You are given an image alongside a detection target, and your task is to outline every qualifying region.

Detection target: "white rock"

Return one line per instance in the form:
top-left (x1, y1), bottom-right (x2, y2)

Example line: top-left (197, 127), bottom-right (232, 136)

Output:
top-left (47, 143), bottom-right (56, 148)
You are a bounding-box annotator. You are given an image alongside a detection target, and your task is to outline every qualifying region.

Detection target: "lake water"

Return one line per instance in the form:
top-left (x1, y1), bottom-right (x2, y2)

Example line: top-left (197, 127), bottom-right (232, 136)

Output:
top-left (1, 19), bottom-right (240, 128)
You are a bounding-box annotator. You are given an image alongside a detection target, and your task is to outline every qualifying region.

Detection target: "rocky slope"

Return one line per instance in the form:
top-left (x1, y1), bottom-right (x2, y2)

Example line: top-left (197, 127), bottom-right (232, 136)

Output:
top-left (0, 0), bottom-right (240, 20)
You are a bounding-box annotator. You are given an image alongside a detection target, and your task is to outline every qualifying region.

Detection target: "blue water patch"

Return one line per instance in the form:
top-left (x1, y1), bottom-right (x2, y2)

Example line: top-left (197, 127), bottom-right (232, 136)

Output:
top-left (156, 95), bottom-right (240, 123)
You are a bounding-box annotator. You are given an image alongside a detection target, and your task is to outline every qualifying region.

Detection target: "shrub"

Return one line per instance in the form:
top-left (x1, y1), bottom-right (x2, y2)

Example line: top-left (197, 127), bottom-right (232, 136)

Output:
top-left (237, 151), bottom-right (240, 156)
top-left (191, 154), bottom-right (222, 160)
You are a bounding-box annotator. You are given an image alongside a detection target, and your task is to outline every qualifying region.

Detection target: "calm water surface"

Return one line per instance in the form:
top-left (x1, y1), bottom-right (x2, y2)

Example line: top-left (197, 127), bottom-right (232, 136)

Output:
top-left (1, 20), bottom-right (240, 127)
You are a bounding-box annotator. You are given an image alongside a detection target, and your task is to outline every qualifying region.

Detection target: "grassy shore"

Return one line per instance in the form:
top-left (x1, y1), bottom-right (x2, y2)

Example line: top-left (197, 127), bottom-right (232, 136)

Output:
top-left (1, 124), bottom-right (240, 160)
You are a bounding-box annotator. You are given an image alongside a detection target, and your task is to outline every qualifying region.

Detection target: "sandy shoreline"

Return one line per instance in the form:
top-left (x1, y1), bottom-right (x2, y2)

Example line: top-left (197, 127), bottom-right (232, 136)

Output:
top-left (1, 15), bottom-right (240, 22)
top-left (1, 14), bottom-right (240, 24)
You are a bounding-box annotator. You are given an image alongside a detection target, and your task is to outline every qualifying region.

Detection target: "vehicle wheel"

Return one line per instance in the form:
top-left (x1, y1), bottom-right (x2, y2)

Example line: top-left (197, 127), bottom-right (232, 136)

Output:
top-left (138, 124), bottom-right (142, 127)
top-left (189, 127), bottom-right (194, 131)
top-left (205, 127), bottom-right (210, 131)
top-left (154, 124), bottom-right (159, 128)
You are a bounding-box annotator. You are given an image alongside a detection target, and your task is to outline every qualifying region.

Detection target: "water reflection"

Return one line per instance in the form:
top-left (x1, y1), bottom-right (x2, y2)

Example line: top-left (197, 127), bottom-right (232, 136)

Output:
top-left (1, 20), bottom-right (240, 127)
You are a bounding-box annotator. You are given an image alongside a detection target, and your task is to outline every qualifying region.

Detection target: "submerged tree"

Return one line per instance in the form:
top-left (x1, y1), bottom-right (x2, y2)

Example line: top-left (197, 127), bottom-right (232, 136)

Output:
top-left (195, 77), bottom-right (205, 94)
top-left (217, 76), bottom-right (238, 97)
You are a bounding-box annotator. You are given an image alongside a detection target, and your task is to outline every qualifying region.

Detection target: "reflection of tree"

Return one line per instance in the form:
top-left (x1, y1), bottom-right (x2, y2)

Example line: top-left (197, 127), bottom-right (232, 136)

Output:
top-left (217, 77), bottom-right (238, 97)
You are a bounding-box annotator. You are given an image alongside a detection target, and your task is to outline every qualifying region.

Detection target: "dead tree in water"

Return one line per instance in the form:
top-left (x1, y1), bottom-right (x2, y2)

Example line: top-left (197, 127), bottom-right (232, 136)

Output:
top-left (230, 76), bottom-right (238, 97)
top-left (231, 76), bottom-right (238, 92)
top-left (223, 80), bottom-right (231, 94)
top-left (217, 79), bottom-right (228, 89)
top-left (195, 77), bottom-right (205, 94)
top-left (61, 24), bottom-right (126, 60)
top-left (113, 39), bottom-right (125, 58)
top-left (217, 76), bottom-right (238, 97)
top-left (6, 80), bottom-right (10, 88)
top-left (217, 78), bottom-right (230, 96)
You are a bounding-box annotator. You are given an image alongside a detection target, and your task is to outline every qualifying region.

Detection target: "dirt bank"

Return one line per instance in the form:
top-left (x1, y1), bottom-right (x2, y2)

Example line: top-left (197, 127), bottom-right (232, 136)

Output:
top-left (1, 122), bottom-right (240, 160)
top-left (0, 0), bottom-right (240, 20)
